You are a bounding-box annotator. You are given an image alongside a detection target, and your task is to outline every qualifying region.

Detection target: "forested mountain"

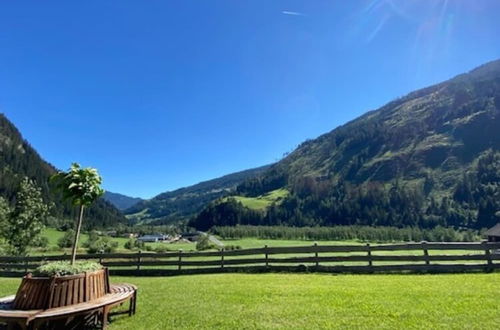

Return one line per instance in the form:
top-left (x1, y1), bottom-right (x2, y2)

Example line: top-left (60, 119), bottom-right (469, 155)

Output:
top-left (103, 191), bottom-right (143, 210)
top-left (190, 60), bottom-right (500, 231)
top-left (125, 165), bottom-right (271, 225)
top-left (0, 114), bottom-right (127, 229)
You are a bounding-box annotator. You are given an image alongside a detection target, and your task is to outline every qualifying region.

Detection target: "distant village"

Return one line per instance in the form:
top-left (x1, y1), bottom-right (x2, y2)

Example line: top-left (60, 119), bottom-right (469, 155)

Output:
top-left (103, 231), bottom-right (205, 243)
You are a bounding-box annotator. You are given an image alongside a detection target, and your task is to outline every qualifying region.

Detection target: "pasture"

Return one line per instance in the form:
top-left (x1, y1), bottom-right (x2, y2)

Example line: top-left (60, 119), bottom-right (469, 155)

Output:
top-left (41, 228), bottom-right (367, 253)
top-left (0, 273), bottom-right (498, 329)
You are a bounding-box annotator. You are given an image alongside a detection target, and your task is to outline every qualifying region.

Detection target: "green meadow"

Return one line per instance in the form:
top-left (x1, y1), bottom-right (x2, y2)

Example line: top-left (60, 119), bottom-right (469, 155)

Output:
top-left (40, 228), bottom-right (366, 253)
top-left (1, 273), bottom-right (498, 329)
top-left (229, 188), bottom-right (289, 211)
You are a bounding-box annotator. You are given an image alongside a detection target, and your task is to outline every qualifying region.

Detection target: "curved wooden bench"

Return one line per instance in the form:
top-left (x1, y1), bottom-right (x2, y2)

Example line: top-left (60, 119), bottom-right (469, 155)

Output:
top-left (0, 283), bottom-right (137, 330)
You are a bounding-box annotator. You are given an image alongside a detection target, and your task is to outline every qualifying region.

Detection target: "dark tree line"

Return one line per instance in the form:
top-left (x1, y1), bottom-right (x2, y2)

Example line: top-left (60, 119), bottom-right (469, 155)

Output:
top-left (211, 225), bottom-right (479, 242)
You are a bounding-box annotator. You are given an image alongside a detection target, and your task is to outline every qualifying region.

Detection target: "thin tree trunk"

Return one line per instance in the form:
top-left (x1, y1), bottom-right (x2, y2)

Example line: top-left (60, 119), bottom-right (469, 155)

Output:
top-left (71, 205), bottom-right (85, 265)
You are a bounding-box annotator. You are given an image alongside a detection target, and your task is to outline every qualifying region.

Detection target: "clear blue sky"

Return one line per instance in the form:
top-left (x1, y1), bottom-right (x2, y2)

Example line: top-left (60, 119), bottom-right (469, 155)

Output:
top-left (1, 1), bottom-right (499, 199)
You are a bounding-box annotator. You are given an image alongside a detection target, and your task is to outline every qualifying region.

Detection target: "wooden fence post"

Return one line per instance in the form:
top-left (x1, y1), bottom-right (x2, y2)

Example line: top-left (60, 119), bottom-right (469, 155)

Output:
top-left (136, 250), bottom-right (141, 271)
top-left (178, 250), bottom-right (183, 271)
top-left (220, 248), bottom-right (225, 269)
top-left (314, 242), bottom-right (319, 268)
top-left (483, 241), bottom-right (493, 272)
top-left (264, 245), bottom-right (269, 269)
top-left (422, 241), bottom-right (430, 267)
top-left (366, 243), bottom-right (372, 270)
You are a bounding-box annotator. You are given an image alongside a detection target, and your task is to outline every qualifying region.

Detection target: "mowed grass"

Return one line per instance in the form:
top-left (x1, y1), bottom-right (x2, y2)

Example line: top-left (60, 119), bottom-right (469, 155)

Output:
top-left (1, 273), bottom-right (498, 329)
top-left (231, 188), bottom-right (289, 211)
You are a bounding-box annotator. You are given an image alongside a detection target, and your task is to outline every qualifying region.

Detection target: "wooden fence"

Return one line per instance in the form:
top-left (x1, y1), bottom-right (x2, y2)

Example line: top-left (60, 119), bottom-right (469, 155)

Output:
top-left (1, 241), bottom-right (499, 277)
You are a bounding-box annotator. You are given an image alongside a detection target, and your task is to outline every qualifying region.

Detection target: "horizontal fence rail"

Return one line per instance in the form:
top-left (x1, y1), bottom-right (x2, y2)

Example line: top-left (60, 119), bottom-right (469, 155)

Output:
top-left (0, 241), bottom-right (499, 277)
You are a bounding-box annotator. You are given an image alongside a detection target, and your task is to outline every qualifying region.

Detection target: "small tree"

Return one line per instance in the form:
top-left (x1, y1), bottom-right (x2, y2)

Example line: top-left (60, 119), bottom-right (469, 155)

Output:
top-left (196, 234), bottom-right (216, 251)
top-left (124, 238), bottom-right (144, 250)
top-left (57, 229), bottom-right (75, 248)
top-left (51, 163), bottom-right (104, 265)
top-left (86, 236), bottom-right (118, 254)
top-left (3, 178), bottom-right (50, 256)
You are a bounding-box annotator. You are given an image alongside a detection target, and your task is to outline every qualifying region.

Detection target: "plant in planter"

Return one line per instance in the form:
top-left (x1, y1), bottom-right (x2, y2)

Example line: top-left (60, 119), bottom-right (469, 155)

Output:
top-left (51, 163), bottom-right (105, 265)
top-left (35, 260), bottom-right (103, 277)
top-left (10, 164), bottom-right (108, 310)
top-left (14, 261), bottom-right (109, 310)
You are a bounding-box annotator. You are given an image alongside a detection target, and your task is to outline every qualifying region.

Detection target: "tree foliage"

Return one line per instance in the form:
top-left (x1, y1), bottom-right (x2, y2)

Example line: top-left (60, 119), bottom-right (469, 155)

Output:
top-left (212, 225), bottom-right (479, 242)
top-left (51, 163), bottom-right (105, 206)
top-left (57, 229), bottom-right (75, 248)
top-left (0, 114), bottom-right (126, 229)
top-left (191, 151), bottom-right (500, 232)
top-left (2, 178), bottom-right (50, 256)
top-left (51, 163), bottom-right (105, 264)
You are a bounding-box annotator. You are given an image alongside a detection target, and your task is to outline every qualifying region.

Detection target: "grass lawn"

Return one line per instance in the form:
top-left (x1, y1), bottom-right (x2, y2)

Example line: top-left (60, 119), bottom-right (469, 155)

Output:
top-left (1, 273), bottom-right (498, 329)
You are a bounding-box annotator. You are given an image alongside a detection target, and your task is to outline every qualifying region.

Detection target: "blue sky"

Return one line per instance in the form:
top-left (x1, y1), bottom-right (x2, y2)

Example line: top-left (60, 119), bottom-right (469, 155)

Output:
top-left (1, 1), bottom-right (499, 199)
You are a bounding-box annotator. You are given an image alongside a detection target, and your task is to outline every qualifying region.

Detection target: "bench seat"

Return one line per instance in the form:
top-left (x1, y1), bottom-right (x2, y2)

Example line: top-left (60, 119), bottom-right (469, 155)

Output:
top-left (0, 283), bottom-right (137, 329)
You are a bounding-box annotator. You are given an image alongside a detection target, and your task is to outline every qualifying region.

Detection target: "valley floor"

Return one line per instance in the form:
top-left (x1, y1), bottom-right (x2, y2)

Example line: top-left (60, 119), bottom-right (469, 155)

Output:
top-left (0, 273), bottom-right (498, 329)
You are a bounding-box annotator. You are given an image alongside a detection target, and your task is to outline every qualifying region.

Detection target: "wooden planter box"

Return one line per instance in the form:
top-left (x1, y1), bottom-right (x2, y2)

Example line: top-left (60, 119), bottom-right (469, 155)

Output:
top-left (13, 268), bottom-right (110, 310)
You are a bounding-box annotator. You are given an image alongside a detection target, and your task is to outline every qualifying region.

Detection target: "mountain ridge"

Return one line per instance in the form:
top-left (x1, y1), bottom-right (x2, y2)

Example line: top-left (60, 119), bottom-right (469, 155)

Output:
top-left (191, 59), bottom-right (500, 230)
top-left (0, 114), bottom-right (128, 229)
top-left (125, 164), bottom-right (271, 225)
top-left (103, 191), bottom-right (143, 211)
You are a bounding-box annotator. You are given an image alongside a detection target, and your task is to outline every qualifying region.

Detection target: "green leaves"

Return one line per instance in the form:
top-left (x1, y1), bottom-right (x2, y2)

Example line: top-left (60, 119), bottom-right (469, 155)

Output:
top-left (2, 178), bottom-right (50, 256)
top-left (51, 163), bottom-right (105, 206)
top-left (35, 260), bottom-right (102, 277)
top-left (50, 163), bottom-right (105, 264)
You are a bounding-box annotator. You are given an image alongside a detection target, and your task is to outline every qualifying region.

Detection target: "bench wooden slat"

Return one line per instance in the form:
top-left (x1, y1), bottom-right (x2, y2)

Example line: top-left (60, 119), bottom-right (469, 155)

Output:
top-left (0, 282), bottom-right (136, 328)
top-left (34, 291), bottom-right (133, 319)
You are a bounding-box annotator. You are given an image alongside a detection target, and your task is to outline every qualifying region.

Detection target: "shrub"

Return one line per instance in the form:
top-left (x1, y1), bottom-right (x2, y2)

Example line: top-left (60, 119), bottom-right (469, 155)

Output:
top-left (124, 238), bottom-right (145, 250)
top-left (196, 235), bottom-right (216, 251)
top-left (35, 260), bottom-right (102, 276)
top-left (58, 229), bottom-right (75, 248)
top-left (86, 236), bottom-right (118, 254)
top-left (153, 244), bottom-right (171, 253)
top-left (33, 236), bottom-right (49, 248)
top-left (83, 230), bottom-right (100, 248)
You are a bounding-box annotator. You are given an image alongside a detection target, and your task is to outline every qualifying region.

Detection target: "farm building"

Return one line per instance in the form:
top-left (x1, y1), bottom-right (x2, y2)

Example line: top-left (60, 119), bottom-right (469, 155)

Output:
top-left (137, 234), bottom-right (169, 242)
top-left (484, 223), bottom-right (500, 242)
top-left (181, 231), bottom-right (203, 242)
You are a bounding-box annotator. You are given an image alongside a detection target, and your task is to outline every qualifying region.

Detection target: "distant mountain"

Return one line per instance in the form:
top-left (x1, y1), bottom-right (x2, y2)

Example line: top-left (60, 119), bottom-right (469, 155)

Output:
top-left (125, 165), bottom-right (271, 225)
top-left (191, 59), bottom-right (500, 230)
top-left (103, 191), bottom-right (143, 210)
top-left (0, 114), bottom-right (128, 229)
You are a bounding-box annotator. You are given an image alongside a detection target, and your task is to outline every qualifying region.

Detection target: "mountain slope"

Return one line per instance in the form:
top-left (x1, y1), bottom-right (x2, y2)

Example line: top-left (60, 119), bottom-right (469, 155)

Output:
top-left (125, 165), bottom-right (271, 224)
top-left (0, 114), bottom-right (127, 229)
top-left (277, 60), bottom-right (500, 183)
top-left (103, 191), bottom-right (143, 210)
top-left (191, 60), bottom-right (500, 230)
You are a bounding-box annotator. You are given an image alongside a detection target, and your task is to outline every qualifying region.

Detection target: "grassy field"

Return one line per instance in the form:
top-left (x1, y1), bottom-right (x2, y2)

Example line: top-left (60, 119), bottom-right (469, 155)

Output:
top-left (39, 229), bottom-right (484, 262)
top-left (41, 228), bottom-right (132, 254)
top-left (230, 188), bottom-right (289, 211)
top-left (0, 273), bottom-right (498, 329)
top-left (41, 228), bottom-right (366, 253)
